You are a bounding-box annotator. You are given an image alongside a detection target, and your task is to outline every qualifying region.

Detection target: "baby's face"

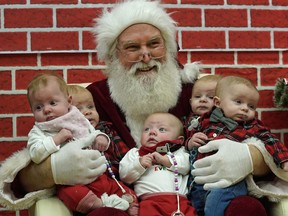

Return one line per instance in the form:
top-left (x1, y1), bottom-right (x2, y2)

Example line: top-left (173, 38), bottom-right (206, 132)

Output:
top-left (140, 113), bottom-right (180, 148)
top-left (217, 84), bottom-right (259, 122)
top-left (72, 92), bottom-right (99, 127)
top-left (190, 80), bottom-right (217, 116)
top-left (30, 79), bottom-right (71, 122)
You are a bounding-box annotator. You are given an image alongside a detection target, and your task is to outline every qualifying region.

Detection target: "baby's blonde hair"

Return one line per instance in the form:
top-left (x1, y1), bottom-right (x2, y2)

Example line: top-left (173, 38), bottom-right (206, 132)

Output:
top-left (215, 75), bottom-right (258, 97)
top-left (193, 74), bottom-right (222, 89)
top-left (27, 73), bottom-right (68, 107)
top-left (148, 112), bottom-right (184, 136)
top-left (197, 74), bottom-right (222, 83)
top-left (67, 84), bottom-right (91, 96)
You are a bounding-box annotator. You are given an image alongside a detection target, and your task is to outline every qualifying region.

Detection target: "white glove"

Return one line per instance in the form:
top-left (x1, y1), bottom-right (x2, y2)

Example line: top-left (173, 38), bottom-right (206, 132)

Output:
top-left (101, 193), bottom-right (129, 211)
top-left (191, 139), bottom-right (253, 190)
top-left (51, 132), bottom-right (107, 185)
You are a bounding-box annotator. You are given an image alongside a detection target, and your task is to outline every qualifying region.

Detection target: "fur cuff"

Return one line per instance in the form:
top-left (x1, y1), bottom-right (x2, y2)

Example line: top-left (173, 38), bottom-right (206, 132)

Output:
top-left (0, 148), bottom-right (55, 210)
top-left (245, 137), bottom-right (288, 182)
top-left (243, 137), bottom-right (288, 202)
top-left (247, 175), bottom-right (288, 202)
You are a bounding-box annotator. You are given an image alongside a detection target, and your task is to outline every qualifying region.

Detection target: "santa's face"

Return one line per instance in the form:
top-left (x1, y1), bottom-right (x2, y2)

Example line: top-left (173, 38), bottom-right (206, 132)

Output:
top-left (104, 23), bottom-right (181, 146)
top-left (116, 24), bottom-right (166, 69)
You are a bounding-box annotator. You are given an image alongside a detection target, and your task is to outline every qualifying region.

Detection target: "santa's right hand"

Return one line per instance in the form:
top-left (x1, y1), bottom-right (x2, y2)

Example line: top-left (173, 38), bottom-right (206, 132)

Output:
top-left (51, 133), bottom-right (107, 185)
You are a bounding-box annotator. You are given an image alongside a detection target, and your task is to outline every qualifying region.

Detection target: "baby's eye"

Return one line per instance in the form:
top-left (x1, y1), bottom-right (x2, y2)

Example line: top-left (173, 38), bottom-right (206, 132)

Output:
top-left (35, 105), bottom-right (43, 111)
top-left (88, 105), bottom-right (95, 110)
top-left (235, 100), bottom-right (241, 104)
top-left (144, 127), bottom-right (150, 132)
top-left (50, 101), bottom-right (57, 106)
top-left (159, 127), bottom-right (166, 132)
top-left (76, 106), bottom-right (83, 111)
top-left (208, 96), bottom-right (214, 100)
top-left (194, 95), bottom-right (201, 99)
top-left (248, 105), bottom-right (256, 110)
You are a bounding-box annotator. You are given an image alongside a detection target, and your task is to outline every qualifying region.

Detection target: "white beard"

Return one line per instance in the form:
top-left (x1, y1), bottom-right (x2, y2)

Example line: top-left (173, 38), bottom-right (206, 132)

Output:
top-left (106, 55), bottom-right (182, 147)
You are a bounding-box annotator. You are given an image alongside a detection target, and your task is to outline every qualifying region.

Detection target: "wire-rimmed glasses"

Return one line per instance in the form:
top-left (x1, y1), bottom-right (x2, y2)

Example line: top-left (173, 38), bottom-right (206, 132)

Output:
top-left (117, 39), bottom-right (166, 63)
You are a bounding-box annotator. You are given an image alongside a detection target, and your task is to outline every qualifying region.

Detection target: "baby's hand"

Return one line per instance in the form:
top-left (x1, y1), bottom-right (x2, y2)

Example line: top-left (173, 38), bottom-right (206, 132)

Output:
top-left (151, 152), bottom-right (162, 164)
top-left (282, 161), bottom-right (288, 172)
top-left (93, 135), bottom-right (109, 152)
top-left (151, 152), bottom-right (171, 167)
top-left (140, 153), bottom-right (153, 168)
top-left (187, 132), bottom-right (208, 150)
top-left (53, 128), bottom-right (73, 145)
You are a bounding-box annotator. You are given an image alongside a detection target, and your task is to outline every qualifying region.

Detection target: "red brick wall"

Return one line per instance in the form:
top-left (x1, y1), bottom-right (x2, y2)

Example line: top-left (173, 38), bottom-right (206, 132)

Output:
top-left (1, 1), bottom-right (288, 163)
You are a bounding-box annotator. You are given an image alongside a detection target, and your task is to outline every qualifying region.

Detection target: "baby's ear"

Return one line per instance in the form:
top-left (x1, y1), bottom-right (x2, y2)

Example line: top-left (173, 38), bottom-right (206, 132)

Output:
top-left (68, 95), bottom-right (73, 105)
top-left (178, 136), bottom-right (185, 144)
top-left (214, 96), bottom-right (221, 107)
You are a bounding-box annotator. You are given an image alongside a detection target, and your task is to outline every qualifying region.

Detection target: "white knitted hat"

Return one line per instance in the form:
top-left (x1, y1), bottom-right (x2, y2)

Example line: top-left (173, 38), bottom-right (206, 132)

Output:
top-left (92, 0), bottom-right (177, 62)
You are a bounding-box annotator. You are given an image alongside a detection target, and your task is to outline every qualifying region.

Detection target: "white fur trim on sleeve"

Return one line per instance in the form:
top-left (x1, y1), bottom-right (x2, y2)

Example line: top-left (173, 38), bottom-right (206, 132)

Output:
top-left (0, 148), bottom-right (54, 210)
top-left (242, 137), bottom-right (288, 202)
top-left (245, 137), bottom-right (288, 182)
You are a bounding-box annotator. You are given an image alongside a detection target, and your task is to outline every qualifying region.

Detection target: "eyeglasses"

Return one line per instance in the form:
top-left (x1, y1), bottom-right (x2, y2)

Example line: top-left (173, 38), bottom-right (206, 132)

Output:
top-left (117, 42), bottom-right (165, 63)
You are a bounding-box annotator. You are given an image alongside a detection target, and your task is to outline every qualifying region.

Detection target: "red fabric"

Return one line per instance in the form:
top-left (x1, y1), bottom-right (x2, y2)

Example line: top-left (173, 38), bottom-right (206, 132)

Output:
top-left (96, 121), bottom-right (131, 175)
top-left (87, 207), bottom-right (129, 216)
top-left (138, 139), bottom-right (183, 156)
top-left (225, 196), bottom-right (267, 216)
top-left (57, 174), bottom-right (137, 212)
top-left (139, 194), bottom-right (196, 216)
top-left (86, 196), bottom-right (266, 216)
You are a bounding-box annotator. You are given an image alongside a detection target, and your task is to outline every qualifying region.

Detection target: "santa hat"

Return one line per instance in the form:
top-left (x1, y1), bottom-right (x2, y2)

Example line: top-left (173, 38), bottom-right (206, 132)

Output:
top-left (92, 0), bottom-right (177, 62)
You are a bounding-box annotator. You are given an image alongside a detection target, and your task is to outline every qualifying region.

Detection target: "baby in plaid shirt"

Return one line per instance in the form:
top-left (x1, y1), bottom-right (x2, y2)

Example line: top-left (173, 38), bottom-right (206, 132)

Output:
top-left (187, 75), bottom-right (288, 216)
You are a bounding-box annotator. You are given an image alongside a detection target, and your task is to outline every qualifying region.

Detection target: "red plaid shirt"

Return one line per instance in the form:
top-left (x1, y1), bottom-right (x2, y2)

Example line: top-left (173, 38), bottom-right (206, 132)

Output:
top-left (187, 109), bottom-right (288, 167)
top-left (95, 121), bottom-right (130, 176)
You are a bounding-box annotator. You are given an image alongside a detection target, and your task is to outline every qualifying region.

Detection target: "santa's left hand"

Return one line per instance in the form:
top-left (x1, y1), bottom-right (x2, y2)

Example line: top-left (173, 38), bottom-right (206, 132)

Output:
top-left (191, 139), bottom-right (253, 190)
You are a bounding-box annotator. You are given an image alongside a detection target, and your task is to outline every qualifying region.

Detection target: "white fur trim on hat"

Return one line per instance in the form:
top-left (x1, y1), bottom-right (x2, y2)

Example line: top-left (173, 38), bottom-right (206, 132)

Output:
top-left (92, 0), bottom-right (178, 61)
